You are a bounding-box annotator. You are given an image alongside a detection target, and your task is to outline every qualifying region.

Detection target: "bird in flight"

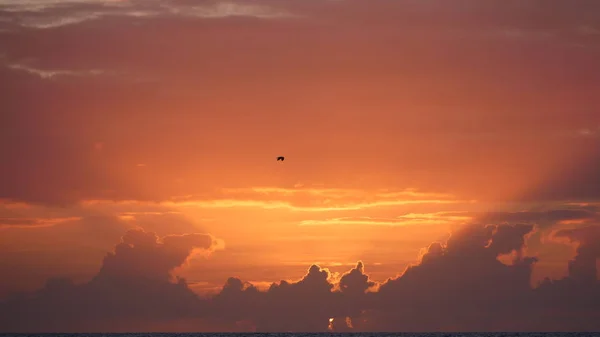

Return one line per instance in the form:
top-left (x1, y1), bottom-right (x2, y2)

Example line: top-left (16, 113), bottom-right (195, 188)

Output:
top-left (277, 156), bottom-right (285, 161)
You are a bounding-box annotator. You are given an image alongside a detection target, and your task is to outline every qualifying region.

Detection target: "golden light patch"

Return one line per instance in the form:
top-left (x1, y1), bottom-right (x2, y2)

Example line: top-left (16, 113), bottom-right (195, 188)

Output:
top-left (298, 213), bottom-right (472, 227)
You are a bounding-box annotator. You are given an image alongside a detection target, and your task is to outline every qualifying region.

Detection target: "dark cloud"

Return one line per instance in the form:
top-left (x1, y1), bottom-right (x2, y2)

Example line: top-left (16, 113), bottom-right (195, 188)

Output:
top-left (0, 204), bottom-right (215, 297)
top-left (366, 223), bottom-right (537, 331)
top-left (3, 222), bottom-right (600, 332)
top-left (210, 263), bottom-right (337, 332)
top-left (96, 229), bottom-right (217, 283)
top-left (0, 227), bottom-right (220, 332)
top-left (0, 215), bottom-right (139, 297)
top-left (533, 225), bottom-right (600, 331)
top-left (553, 225), bottom-right (600, 282)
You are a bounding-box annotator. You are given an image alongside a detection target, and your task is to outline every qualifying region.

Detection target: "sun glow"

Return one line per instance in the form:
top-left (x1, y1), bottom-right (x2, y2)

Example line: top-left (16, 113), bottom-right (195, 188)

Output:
top-left (328, 317), bottom-right (334, 331)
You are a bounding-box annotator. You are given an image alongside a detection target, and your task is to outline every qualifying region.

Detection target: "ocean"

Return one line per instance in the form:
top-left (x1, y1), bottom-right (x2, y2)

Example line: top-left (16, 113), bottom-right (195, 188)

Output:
top-left (1, 334), bottom-right (599, 337)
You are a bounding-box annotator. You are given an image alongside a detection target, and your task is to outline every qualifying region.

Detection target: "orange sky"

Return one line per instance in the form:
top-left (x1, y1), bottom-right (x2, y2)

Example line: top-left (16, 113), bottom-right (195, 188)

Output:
top-left (1, 0), bottom-right (600, 332)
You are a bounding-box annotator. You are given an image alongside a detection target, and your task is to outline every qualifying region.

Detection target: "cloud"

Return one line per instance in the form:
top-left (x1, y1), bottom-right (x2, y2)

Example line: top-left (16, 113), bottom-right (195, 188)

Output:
top-left (220, 187), bottom-right (456, 201)
top-left (0, 0), bottom-right (293, 29)
top-left (574, 126), bottom-right (600, 138)
top-left (552, 225), bottom-right (600, 282)
top-left (0, 216), bottom-right (81, 229)
top-left (161, 2), bottom-right (293, 20)
top-left (0, 0), bottom-right (128, 12)
top-left (298, 212), bottom-right (471, 227)
top-left (205, 223), bottom-right (600, 332)
top-left (359, 223), bottom-right (564, 331)
top-left (97, 229), bottom-right (222, 282)
top-left (475, 208), bottom-right (600, 228)
top-left (139, 187), bottom-right (471, 211)
top-left (6, 62), bottom-right (107, 79)
top-left (0, 227), bottom-right (222, 332)
top-left (0, 212), bottom-right (214, 298)
top-left (161, 198), bottom-right (470, 212)
top-left (210, 263), bottom-right (337, 332)
top-left (16, 11), bottom-right (105, 28)
top-left (296, 206), bottom-right (600, 228)
top-left (3, 222), bottom-right (600, 332)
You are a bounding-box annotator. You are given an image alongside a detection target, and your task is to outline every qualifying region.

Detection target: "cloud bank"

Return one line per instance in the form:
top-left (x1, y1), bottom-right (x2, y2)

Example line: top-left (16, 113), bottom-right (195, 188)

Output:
top-left (1, 222), bottom-right (599, 332)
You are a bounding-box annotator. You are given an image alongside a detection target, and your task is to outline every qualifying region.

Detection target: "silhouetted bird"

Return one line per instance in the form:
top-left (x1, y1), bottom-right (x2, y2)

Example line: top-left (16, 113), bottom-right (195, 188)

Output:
top-left (277, 156), bottom-right (285, 161)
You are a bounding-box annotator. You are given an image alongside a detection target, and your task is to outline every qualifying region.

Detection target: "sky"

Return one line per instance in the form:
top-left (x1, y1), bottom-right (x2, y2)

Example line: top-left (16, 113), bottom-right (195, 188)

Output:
top-left (1, 0), bottom-right (600, 332)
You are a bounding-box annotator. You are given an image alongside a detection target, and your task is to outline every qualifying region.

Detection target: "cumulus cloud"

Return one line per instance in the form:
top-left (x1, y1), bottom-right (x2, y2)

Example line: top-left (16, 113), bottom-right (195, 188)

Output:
top-left (204, 223), bottom-right (600, 332)
top-left (96, 229), bottom-right (221, 283)
top-left (209, 263), bottom-right (337, 332)
top-left (0, 227), bottom-right (222, 332)
top-left (553, 225), bottom-right (600, 282)
top-left (0, 213), bottom-right (214, 297)
top-left (3, 222), bottom-right (600, 332)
